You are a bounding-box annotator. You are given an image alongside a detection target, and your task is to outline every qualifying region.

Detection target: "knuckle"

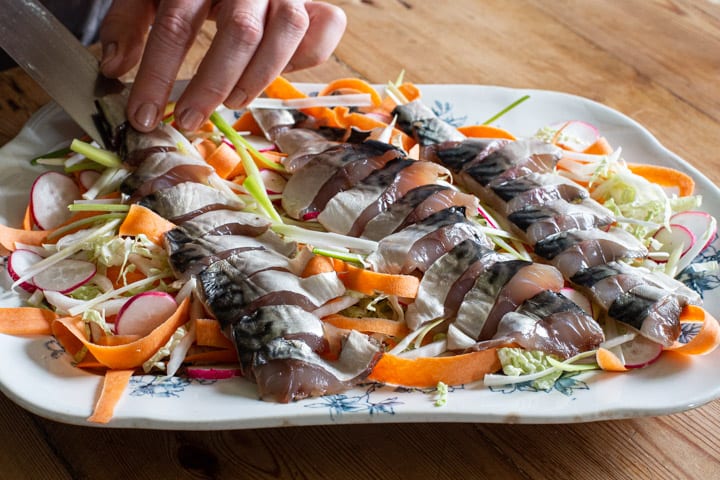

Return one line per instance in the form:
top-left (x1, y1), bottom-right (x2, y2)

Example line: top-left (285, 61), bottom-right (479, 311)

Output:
top-left (221, 10), bottom-right (264, 47)
top-left (153, 8), bottom-right (195, 41)
top-left (197, 83), bottom-right (230, 105)
top-left (276, 3), bottom-right (310, 36)
top-left (139, 67), bottom-right (174, 91)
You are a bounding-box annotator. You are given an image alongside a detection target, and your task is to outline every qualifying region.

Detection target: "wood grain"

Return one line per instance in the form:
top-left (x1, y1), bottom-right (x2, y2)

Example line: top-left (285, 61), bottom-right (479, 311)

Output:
top-left (1, 0), bottom-right (720, 478)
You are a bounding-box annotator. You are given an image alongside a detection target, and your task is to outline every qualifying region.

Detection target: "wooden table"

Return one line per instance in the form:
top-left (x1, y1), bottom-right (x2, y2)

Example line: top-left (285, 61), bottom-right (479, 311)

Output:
top-left (1, 1), bottom-right (719, 478)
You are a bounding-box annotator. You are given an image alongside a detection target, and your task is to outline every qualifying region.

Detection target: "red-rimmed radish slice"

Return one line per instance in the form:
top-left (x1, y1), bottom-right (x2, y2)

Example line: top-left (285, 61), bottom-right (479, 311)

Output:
top-left (652, 223), bottom-right (695, 262)
top-left (668, 211), bottom-right (718, 273)
top-left (30, 171), bottom-right (82, 230)
top-left (560, 287), bottom-right (593, 316)
top-left (78, 170), bottom-right (102, 191)
top-left (549, 120), bottom-right (599, 152)
top-left (115, 291), bottom-right (178, 337)
top-left (7, 249), bottom-right (43, 293)
top-left (186, 365), bottom-right (242, 380)
top-left (259, 169), bottom-right (287, 194)
top-left (669, 211), bottom-right (716, 251)
top-left (620, 335), bottom-right (664, 368)
top-left (32, 259), bottom-right (97, 294)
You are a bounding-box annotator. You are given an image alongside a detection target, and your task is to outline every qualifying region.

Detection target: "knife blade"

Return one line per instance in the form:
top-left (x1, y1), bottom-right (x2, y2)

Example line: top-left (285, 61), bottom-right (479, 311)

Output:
top-left (0, 0), bottom-right (126, 147)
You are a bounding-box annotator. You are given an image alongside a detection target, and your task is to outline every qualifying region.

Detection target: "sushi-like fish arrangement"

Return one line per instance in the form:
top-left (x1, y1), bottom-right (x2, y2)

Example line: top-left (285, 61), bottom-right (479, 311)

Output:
top-left (3, 79), bottom-right (717, 412)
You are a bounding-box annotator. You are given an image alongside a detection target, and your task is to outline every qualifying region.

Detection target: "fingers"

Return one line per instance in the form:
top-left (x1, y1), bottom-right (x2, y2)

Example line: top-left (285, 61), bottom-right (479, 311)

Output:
top-left (126, 0), bottom-right (212, 132)
top-left (173, 0), bottom-right (275, 131)
top-left (99, 0), bottom-right (156, 78)
top-left (285, 2), bottom-right (346, 72)
top-left (175, 0), bottom-right (312, 131)
top-left (100, 0), bottom-right (347, 133)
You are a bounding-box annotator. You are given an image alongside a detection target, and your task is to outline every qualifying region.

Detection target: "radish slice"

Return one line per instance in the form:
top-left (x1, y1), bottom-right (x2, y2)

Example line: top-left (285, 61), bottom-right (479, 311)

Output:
top-left (259, 169), bottom-right (287, 194)
top-left (652, 223), bottom-right (695, 262)
top-left (549, 120), bottom-right (599, 152)
top-left (115, 291), bottom-right (178, 336)
top-left (621, 335), bottom-right (664, 368)
top-left (30, 171), bottom-right (82, 229)
top-left (78, 170), bottom-right (102, 190)
top-left (7, 249), bottom-right (43, 293)
top-left (32, 259), bottom-right (97, 294)
top-left (668, 211), bottom-right (718, 273)
top-left (669, 211), bottom-right (717, 252)
top-left (186, 365), bottom-right (242, 380)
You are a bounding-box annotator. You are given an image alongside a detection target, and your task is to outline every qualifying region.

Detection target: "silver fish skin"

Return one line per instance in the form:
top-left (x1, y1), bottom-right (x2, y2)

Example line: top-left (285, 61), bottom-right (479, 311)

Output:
top-left (282, 141), bottom-right (404, 220)
top-left (405, 238), bottom-right (497, 330)
top-left (488, 290), bottom-right (604, 359)
top-left (252, 330), bottom-right (382, 403)
top-left (198, 254), bottom-right (345, 328)
top-left (138, 181), bottom-right (245, 222)
top-left (366, 206), bottom-right (493, 275)
top-left (392, 100), bottom-right (466, 147)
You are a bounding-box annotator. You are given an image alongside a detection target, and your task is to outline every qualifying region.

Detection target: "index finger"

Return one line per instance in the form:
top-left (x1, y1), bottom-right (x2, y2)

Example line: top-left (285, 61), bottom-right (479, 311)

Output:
top-left (127, 0), bottom-right (211, 132)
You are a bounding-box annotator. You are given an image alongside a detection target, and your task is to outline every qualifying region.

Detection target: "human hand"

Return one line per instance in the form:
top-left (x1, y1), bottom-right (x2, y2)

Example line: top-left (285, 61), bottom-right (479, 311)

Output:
top-left (99, 0), bottom-right (346, 132)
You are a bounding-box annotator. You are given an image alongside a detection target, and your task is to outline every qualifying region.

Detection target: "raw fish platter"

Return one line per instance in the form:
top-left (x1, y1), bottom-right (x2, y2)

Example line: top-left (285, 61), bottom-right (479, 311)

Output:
top-left (1, 78), bottom-right (719, 428)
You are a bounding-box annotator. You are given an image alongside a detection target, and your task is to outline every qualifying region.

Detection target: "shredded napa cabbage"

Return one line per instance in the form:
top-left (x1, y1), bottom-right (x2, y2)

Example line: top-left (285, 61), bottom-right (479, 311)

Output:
top-left (82, 308), bottom-right (113, 336)
top-left (142, 325), bottom-right (189, 373)
top-left (497, 347), bottom-right (562, 390)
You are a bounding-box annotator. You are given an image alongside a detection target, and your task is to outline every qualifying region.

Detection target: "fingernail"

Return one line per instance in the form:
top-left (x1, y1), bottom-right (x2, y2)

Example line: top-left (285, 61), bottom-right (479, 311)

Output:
top-left (177, 108), bottom-right (204, 131)
top-left (226, 88), bottom-right (248, 108)
top-left (283, 62), bottom-right (295, 73)
top-left (101, 42), bottom-right (117, 70)
top-left (134, 103), bottom-right (159, 130)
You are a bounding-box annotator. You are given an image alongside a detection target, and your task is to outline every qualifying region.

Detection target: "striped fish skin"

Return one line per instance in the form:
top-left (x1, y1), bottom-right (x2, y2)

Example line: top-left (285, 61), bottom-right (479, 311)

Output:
top-left (366, 206), bottom-right (493, 274)
top-left (412, 121), bottom-right (695, 348)
top-left (281, 141), bottom-right (404, 219)
top-left (489, 290), bottom-right (604, 359)
top-left (392, 100), bottom-right (466, 146)
top-left (138, 181), bottom-right (244, 222)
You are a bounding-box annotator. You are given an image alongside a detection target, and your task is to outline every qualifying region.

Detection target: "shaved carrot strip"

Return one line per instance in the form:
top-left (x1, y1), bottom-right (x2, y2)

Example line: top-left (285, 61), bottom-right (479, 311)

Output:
top-left (96, 334), bottom-right (142, 346)
top-left (232, 111), bottom-right (263, 136)
top-left (322, 314), bottom-right (409, 337)
top-left (118, 204), bottom-right (176, 245)
top-left (197, 120), bottom-right (215, 133)
top-left (0, 307), bottom-right (57, 335)
top-left (22, 204), bottom-right (33, 230)
top-left (582, 136), bottom-right (613, 155)
top-left (368, 349), bottom-right (501, 387)
top-left (665, 305), bottom-right (720, 355)
top-left (398, 82), bottom-right (421, 102)
top-left (596, 347), bottom-right (628, 372)
top-left (264, 75), bottom-right (308, 100)
top-left (318, 78), bottom-right (383, 106)
top-left (264, 76), bottom-right (340, 125)
top-left (194, 318), bottom-right (234, 349)
top-left (333, 106), bottom-right (415, 152)
top-left (626, 163), bottom-right (695, 197)
top-left (458, 124), bottom-right (516, 140)
top-left (104, 265), bottom-right (147, 289)
top-left (301, 254), bottom-right (335, 277)
top-left (331, 258), bottom-right (419, 298)
top-left (205, 141), bottom-right (244, 179)
top-left (87, 369), bottom-right (134, 424)
top-left (195, 138), bottom-right (217, 159)
top-left (0, 222), bottom-right (50, 251)
top-left (51, 297), bottom-right (190, 369)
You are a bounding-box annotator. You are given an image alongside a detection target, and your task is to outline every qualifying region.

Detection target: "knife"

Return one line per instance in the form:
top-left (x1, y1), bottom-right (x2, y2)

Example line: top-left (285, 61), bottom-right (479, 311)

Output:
top-left (0, 0), bottom-right (126, 147)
